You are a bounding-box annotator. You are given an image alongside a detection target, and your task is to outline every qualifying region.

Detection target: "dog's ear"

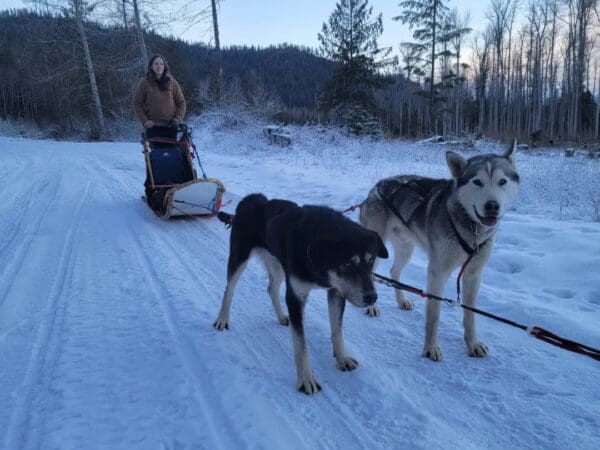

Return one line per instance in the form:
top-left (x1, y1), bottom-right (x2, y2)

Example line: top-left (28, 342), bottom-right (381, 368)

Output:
top-left (503, 139), bottom-right (517, 165)
top-left (373, 233), bottom-right (388, 259)
top-left (446, 151), bottom-right (468, 179)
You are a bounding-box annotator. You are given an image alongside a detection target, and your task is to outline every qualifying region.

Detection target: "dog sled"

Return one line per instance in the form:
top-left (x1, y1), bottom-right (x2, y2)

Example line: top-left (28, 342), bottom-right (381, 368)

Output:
top-left (142, 123), bottom-right (225, 219)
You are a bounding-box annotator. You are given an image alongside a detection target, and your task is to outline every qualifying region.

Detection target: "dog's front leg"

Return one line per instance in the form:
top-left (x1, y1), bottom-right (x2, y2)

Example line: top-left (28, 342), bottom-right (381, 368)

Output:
top-left (390, 238), bottom-right (415, 311)
top-left (286, 282), bottom-right (321, 395)
top-left (328, 289), bottom-right (358, 371)
top-left (423, 263), bottom-right (452, 361)
top-left (462, 267), bottom-right (488, 357)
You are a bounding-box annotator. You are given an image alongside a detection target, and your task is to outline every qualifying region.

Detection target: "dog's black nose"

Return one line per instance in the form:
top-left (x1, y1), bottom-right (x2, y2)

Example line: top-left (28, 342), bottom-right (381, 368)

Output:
top-left (364, 292), bottom-right (377, 305)
top-left (484, 200), bottom-right (499, 215)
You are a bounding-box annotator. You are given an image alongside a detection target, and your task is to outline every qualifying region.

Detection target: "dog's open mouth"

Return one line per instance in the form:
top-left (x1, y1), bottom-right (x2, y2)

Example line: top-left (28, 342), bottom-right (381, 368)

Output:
top-left (473, 207), bottom-right (498, 227)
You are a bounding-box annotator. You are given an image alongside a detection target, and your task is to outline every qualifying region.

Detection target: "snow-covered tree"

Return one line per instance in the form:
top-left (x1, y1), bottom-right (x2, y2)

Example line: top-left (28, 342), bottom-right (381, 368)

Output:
top-left (318, 0), bottom-right (392, 134)
top-left (395, 0), bottom-right (450, 133)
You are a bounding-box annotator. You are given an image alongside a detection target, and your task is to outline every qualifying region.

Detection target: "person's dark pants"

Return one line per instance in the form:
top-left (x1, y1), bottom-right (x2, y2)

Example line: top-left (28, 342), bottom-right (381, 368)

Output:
top-left (146, 125), bottom-right (177, 143)
top-left (144, 125), bottom-right (178, 210)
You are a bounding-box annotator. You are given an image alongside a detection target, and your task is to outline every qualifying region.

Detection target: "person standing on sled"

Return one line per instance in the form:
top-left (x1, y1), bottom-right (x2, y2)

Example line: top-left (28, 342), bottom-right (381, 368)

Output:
top-left (133, 54), bottom-right (187, 209)
top-left (134, 54), bottom-right (186, 140)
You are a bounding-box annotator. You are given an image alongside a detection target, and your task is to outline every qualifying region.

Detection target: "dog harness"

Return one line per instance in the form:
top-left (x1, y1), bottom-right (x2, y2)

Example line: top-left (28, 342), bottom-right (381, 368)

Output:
top-left (377, 178), bottom-right (490, 303)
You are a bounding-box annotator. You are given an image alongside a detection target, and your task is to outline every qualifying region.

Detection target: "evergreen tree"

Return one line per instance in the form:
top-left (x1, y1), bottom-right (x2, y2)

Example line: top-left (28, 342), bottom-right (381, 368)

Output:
top-left (318, 0), bottom-right (392, 134)
top-left (395, 0), bottom-right (450, 134)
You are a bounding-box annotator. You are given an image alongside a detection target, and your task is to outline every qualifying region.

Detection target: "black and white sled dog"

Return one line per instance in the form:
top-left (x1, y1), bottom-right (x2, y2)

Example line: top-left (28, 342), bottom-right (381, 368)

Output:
top-left (214, 194), bottom-right (388, 394)
top-left (359, 140), bottom-right (519, 361)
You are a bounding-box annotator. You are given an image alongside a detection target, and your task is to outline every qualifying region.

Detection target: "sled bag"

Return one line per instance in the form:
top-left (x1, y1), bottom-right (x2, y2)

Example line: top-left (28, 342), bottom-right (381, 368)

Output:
top-left (149, 147), bottom-right (192, 185)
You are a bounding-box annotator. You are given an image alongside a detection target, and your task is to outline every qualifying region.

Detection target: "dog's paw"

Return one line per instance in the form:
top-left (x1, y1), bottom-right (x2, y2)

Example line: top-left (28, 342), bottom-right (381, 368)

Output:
top-left (213, 318), bottom-right (229, 331)
top-left (398, 299), bottom-right (414, 310)
top-left (422, 345), bottom-right (443, 361)
top-left (336, 356), bottom-right (359, 372)
top-left (365, 305), bottom-right (380, 317)
top-left (467, 341), bottom-right (489, 358)
top-left (297, 374), bottom-right (322, 395)
top-left (278, 315), bottom-right (289, 326)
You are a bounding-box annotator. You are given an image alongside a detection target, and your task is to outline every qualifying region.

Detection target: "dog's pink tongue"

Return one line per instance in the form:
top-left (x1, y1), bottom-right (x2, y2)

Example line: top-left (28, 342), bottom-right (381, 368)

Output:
top-left (482, 217), bottom-right (498, 226)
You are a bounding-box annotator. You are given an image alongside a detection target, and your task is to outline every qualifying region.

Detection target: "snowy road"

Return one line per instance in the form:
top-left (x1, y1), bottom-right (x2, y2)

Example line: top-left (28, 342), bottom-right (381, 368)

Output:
top-left (0, 132), bottom-right (598, 449)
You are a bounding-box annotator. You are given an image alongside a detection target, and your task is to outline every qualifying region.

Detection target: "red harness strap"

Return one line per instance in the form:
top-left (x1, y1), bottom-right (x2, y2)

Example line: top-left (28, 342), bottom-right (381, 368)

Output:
top-left (342, 203), bottom-right (362, 214)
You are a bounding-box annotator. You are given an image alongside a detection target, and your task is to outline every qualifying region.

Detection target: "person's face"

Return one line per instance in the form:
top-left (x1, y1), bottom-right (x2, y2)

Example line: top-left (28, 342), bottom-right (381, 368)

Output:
top-left (151, 58), bottom-right (165, 78)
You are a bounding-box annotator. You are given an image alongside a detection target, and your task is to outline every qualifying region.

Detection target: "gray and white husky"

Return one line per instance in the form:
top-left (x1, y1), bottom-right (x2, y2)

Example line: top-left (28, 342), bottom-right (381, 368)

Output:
top-left (359, 140), bottom-right (519, 361)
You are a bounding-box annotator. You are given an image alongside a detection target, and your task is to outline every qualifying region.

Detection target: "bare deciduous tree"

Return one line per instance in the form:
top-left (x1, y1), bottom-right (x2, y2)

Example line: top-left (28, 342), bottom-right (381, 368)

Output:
top-left (29, 0), bottom-right (105, 138)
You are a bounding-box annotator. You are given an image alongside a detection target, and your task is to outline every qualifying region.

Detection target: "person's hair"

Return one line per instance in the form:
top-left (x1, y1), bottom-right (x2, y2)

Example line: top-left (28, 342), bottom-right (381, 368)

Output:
top-left (146, 54), bottom-right (171, 91)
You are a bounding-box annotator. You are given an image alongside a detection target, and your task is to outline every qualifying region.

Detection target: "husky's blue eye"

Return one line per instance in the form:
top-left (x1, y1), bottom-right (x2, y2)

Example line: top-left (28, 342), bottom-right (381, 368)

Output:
top-left (499, 178), bottom-right (507, 186)
top-left (473, 179), bottom-right (483, 187)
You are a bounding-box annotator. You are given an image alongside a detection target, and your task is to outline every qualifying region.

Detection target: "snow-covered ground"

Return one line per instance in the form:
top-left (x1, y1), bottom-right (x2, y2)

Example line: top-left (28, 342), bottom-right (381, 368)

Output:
top-left (0, 119), bottom-right (598, 449)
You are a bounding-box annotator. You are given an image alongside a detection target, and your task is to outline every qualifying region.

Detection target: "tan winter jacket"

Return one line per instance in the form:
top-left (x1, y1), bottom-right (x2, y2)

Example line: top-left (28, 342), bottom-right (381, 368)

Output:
top-left (133, 76), bottom-right (186, 125)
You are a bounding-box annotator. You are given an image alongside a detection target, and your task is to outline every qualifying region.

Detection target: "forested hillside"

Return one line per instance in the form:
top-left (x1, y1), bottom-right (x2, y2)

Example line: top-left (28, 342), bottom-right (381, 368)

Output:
top-left (0, 10), bottom-right (335, 136)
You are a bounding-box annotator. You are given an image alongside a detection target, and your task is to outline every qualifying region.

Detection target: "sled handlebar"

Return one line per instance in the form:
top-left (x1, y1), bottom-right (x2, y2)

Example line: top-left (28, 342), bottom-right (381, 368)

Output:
top-left (141, 123), bottom-right (191, 143)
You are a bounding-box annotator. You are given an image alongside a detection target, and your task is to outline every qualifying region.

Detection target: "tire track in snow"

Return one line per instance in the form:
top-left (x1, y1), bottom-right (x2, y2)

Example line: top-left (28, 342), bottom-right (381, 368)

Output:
top-left (127, 232), bottom-right (244, 450)
top-left (3, 180), bottom-right (91, 450)
top-left (93, 164), bottom-right (244, 449)
top-left (0, 146), bottom-right (30, 192)
top-left (0, 178), bottom-right (51, 267)
top-left (0, 177), bottom-right (62, 309)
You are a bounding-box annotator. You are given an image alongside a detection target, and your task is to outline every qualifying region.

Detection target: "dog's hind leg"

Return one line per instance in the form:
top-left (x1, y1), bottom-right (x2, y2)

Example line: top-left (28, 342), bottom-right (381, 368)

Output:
top-left (328, 289), bottom-right (358, 371)
top-left (213, 246), bottom-right (251, 331)
top-left (261, 252), bottom-right (289, 326)
top-left (287, 277), bottom-right (321, 395)
top-left (389, 236), bottom-right (415, 310)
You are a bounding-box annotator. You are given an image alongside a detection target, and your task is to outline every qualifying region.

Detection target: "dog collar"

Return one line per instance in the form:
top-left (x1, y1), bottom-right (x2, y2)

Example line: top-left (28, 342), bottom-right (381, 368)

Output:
top-left (448, 210), bottom-right (489, 256)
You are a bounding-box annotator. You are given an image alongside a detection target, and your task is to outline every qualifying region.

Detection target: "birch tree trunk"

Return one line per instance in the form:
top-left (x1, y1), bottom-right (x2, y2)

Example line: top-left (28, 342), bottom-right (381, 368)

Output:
top-left (211, 0), bottom-right (222, 101)
top-left (121, 0), bottom-right (128, 28)
top-left (132, 0), bottom-right (148, 68)
top-left (547, 0), bottom-right (558, 139)
top-left (594, 64), bottom-right (600, 138)
top-left (74, 0), bottom-right (104, 138)
top-left (430, 2), bottom-right (437, 134)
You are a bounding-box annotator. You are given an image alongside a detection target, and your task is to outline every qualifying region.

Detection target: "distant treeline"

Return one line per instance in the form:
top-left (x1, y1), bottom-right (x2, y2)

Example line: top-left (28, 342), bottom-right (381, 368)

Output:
top-left (2, 4), bottom-right (599, 144)
top-left (0, 10), bottom-right (335, 137)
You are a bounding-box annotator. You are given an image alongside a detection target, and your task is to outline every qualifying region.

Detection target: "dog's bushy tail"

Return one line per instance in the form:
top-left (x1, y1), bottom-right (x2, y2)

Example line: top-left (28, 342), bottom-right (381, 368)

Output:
top-left (217, 211), bottom-right (234, 228)
top-left (219, 194), bottom-right (269, 230)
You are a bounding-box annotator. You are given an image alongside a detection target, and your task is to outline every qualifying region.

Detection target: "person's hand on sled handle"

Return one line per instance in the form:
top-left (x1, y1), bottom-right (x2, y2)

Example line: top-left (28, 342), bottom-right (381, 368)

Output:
top-left (143, 120), bottom-right (154, 129)
top-left (169, 118), bottom-right (180, 129)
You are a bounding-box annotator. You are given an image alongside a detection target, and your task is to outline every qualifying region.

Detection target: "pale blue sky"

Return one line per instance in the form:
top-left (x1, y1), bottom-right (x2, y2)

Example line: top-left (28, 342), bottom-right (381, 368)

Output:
top-left (1, 0), bottom-right (488, 51)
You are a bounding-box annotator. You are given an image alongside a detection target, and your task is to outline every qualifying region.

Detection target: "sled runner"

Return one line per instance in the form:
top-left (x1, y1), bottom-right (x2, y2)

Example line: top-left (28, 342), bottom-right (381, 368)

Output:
top-left (142, 123), bottom-right (225, 219)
